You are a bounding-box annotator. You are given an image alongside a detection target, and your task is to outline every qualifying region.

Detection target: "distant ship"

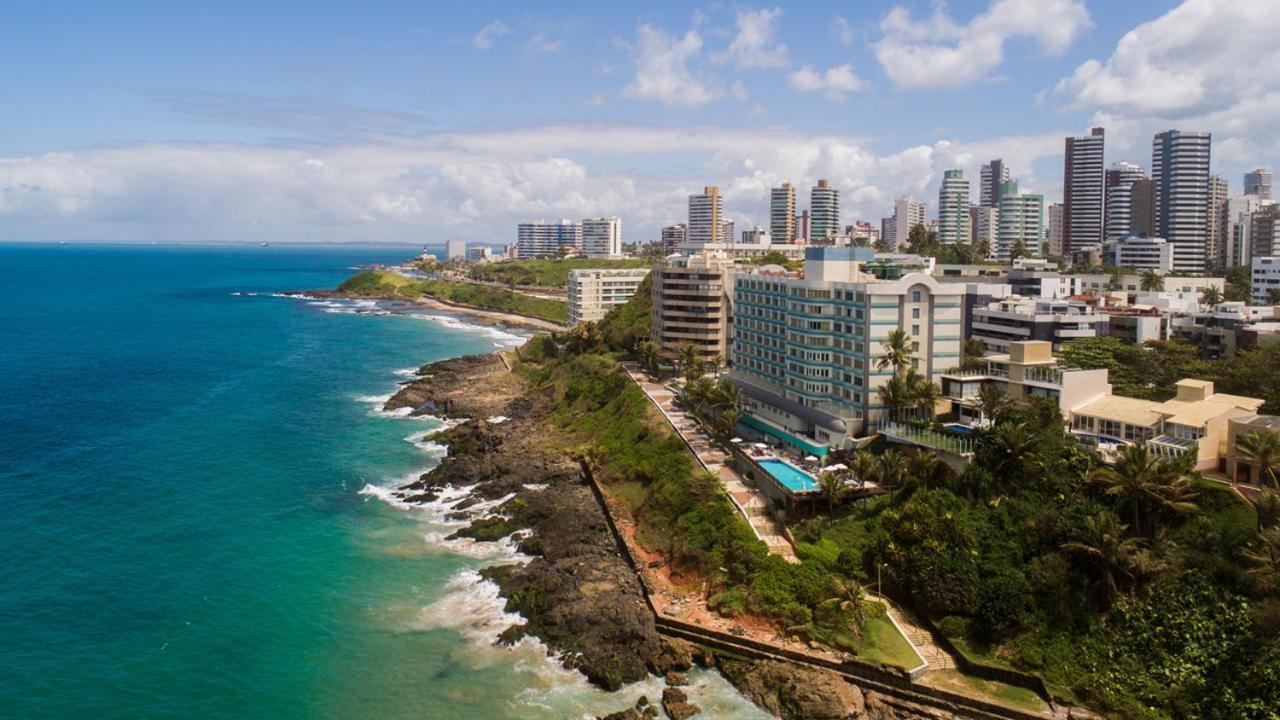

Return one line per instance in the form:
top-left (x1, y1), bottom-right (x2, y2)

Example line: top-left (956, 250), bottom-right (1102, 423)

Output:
top-left (260, 242), bottom-right (270, 247)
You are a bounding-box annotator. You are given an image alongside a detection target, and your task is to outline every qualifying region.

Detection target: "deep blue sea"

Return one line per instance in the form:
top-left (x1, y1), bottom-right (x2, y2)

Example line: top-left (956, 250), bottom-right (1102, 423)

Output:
top-left (0, 244), bottom-right (764, 719)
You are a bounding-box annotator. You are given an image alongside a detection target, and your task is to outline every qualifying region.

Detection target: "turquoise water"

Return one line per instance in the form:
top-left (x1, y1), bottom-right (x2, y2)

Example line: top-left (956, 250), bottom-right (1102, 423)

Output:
top-left (0, 244), bottom-right (766, 719)
top-left (757, 459), bottom-right (817, 492)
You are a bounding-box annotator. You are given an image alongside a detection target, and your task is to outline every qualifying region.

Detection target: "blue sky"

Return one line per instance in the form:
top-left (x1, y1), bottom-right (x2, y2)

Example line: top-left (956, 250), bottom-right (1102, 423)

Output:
top-left (1, 0), bottom-right (1274, 244)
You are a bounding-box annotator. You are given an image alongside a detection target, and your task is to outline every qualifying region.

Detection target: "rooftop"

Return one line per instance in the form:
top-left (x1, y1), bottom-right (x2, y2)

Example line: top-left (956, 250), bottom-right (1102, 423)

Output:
top-left (1074, 395), bottom-right (1165, 427)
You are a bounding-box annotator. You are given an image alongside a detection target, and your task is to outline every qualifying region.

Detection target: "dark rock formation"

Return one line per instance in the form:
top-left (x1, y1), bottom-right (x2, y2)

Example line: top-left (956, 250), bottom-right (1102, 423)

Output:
top-left (660, 687), bottom-right (700, 720)
top-left (718, 659), bottom-right (867, 720)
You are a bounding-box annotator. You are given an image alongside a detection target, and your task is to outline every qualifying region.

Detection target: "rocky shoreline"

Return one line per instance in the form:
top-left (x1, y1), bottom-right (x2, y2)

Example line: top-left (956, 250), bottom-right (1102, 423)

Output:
top-left (304, 287), bottom-right (565, 332)
top-left (381, 352), bottom-right (914, 720)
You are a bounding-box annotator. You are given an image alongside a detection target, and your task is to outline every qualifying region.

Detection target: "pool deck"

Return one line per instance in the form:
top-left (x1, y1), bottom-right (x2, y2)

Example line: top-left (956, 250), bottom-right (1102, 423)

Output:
top-left (620, 362), bottom-right (797, 561)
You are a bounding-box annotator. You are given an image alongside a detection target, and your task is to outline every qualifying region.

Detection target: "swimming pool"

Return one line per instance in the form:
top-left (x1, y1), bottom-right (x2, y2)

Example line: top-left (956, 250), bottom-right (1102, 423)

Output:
top-left (944, 422), bottom-right (975, 435)
top-left (758, 458), bottom-right (817, 493)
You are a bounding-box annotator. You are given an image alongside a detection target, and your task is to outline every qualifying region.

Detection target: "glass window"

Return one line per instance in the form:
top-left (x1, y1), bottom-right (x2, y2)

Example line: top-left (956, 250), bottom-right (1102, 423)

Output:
top-left (912, 308), bottom-right (921, 319)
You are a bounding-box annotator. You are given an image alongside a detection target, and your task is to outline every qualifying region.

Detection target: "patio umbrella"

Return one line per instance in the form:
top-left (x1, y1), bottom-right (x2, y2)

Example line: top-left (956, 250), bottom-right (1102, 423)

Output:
top-left (826, 462), bottom-right (847, 471)
top-left (804, 455), bottom-right (819, 462)
top-left (753, 442), bottom-right (768, 449)
top-left (730, 437), bottom-right (743, 443)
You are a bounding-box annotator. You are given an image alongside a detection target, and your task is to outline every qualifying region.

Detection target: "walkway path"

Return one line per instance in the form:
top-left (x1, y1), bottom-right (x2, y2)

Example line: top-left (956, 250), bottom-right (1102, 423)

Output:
top-left (868, 591), bottom-right (957, 672)
top-left (620, 362), bottom-right (797, 561)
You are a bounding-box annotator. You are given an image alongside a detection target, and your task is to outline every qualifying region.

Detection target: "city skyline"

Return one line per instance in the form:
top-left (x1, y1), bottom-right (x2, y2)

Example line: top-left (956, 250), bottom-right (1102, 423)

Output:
top-left (2, 0), bottom-right (1277, 243)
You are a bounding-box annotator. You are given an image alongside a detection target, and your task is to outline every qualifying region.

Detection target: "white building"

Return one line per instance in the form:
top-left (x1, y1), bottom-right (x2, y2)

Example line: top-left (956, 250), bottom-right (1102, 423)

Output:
top-left (1152, 130), bottom-right (1212, 273)
top-left (567, 267), bottom-right (651, 325)
top-left (937, 169), bottom-right (971, 245)
top-left (996, 182), bottom-right (1044, 261)
top-left (1064, 128), bottom-right (1106, 254)
top-left (445, 239), bottom-right (467, 261)
top-left (582, 216), bottom-right (623, 258)
top-left (467, 246), bottom-right (494, 263)
top-left (1251, 257), bottom-right (1280, 305)
top-left (741, 226), bottom-right (772, 244)
top-left (1104, 162), bottom-right (1147, 241)
top-left (517, 219), bottom-right (582, 258)
top-left (971, 297), bottom-right (1105, 354)
top-left (1047, 202), bottom-right (1064, 257)
top-left (688, 186), bottom-right (724, 246)
top-left (810, 180), bottom-right (840, 241)
top-left (892, 196), bottom-right (926, 249)
top-left (1221, 196), bottom-right (1268, 268)
top-left (1106, 235), bottom-right (1174, 274)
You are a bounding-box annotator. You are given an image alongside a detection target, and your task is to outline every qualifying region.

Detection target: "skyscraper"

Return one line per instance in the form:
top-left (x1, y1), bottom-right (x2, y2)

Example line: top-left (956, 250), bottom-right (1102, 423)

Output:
top-left (770, 183), bottom-right (796, 244)
top-left (1152, 130), bottom-right (1212, 273)
top-left (687, 186), bottom-right (723, 246)
top-left (997, 181), bottom-right (1043, 261)
top-left (517, 219), bottom-right (583, 258)
top-left (795, 210), bottom-right (810, 243)
top-left (582, 216), bottom-right (622, 258)
top-left (980, 159), bottom-right (1009, 208)
top-left (809, 180), bottom-right (840, 240)
top-left (972, 205), bottom-right (998, 256)
top-left (1104, 161), bottom-right (1147, 240)
top-left (937, 170), bottom-right (971, 244)
top-left (1245, 168), bottom-right (1273, 200)
top-left (892, 196), bottom-right (926, 249)
top-left (660, 223), bottom-right (686, 254)
top-left (1064, 127), bottom-right (1106, 254)
top-left (1207, 176), bottom-right (1229, 266)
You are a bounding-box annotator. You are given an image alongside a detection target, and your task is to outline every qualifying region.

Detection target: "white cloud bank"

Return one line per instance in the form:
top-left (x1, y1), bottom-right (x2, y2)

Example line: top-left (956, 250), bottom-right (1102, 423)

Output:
top-left (713, 7), bottom-right (789, 69)
top-left (788, 64), bottom-right (864, 101)
top-left (873, 0), bottom-right (1091, 89)
top-left (621, 24), bottom-right (719, 107)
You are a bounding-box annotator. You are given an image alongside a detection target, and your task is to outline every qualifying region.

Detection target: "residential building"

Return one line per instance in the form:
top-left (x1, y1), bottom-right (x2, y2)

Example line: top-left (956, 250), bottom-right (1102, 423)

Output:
top-left (1104, 162), bottom-right (1147, 240)
top-left (1128, 179), bottom-right (1155, 237)
top-left (1252, 205), bottom-right (1280, 260)
top-left (996, 182), bottom-right (1044, 261)
top-left (1245, 168), bottom-right (1273, 200)
top-left (650, 250), bottom-right (735, 365)
top-left (849, 220), bottom-right (879, 246)
top-left (445, 238), bottom-right (467, 261)
top-left (517, 219), bottom-right (582, 258)
top-left (1047, 202), bottom-right (1064, 257)
top-left (980, 159), bottom-right (1009, 209)
top-left (1170, 302), bottom-right (1278, 359)
top-left (940, 340), bottom-right (1111, 427)
top-left (1105, 235), bottom-right (1174, 274)
top-left (467, 246), bottom-right (494, 263)
top-left (1225, 414), bottom-right (1280, 483)
top-left (741, 226), bottom-right (772, 245)
top-left (810, 179), bottom-right (840, 241)
top-left (1253, 256), bottom-right (1280, 305)
top-left (970, 297), bottom-right (1105, 354)
top-left (568, 267), bottom-right (651, 325)
top-left (880, 217), bottom-right (896, 250)
top-left (770, 183), bottom-right (797, 244)
top-left (1064, 127), bottom-right (1106, 255)
top-left (795, 210), bottom-right (811, 244)
top-left (1074, 272), bottom-right (1224, 302)
top-left (1152, 130), bottom-right (1212, 273)
top-left (937, 169), bottom-right (971, 245)
top-left (1004, 261), bottom-right (1080, 299)
top-left (892, 196), bottom-right (926, 250)
top-left (661, 224), bottom-right (687, 254)
top-left (721, 219), bottom-right (736, 250)
top-left (1220, 196), bottom-right (1268, 268)
top-left (730, 246), bottom-right (964, 451)
top-left (687, 186), bottom-right (724, 246)
top-left (1071, 379), bottom-right (1263, 471)
top-left (679, 241), bottom-right (804, 262)
top-left (582, 216), bottom-right (623, 258)
top-left (1207, 175), bottom-right (1230, 267)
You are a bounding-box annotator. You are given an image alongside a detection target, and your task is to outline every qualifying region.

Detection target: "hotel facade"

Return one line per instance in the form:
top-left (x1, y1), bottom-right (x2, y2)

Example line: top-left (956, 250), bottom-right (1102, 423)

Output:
top-left (729, 247), bottom-right (964, 454)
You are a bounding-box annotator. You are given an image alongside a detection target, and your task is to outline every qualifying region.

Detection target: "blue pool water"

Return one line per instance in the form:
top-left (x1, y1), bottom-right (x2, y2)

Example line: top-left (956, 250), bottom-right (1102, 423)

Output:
top-left (944, 423), bottom-right (975, 435)
top-left (758, 459), bottom-right (817, 492)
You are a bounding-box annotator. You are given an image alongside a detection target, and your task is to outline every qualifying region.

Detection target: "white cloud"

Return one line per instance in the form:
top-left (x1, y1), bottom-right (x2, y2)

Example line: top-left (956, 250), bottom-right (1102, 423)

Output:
top-left (713, 7), bottom-right (789, 69)
top-left (523, 33), bottom-right (561, 53)
top-left (788, 64), bottom-right (864, 101)
top-left (0, 125), bottom-right (1076, 243)
top-left (622, 24), bottom-right (719, 107)
top-left (472, 20), bottom-right (511, 50)
top-left (873, 0), bottom-right (1091, 89)
top-left (831, 16), bottom-right (855, 45)
top-left (783, 63), bottom-right (865, 99)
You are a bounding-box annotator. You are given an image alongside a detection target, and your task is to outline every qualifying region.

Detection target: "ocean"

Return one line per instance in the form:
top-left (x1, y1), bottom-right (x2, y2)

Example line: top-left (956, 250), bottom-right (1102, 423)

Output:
top-left (0, 244), bottom-right (766, 719)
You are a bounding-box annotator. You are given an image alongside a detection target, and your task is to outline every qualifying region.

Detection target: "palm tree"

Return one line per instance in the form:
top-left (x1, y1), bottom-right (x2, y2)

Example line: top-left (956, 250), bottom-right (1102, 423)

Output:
top-left (1269, 288), bottom-right (1280, 306)
top-left (849, 451), bottom-right (879, 488)
top-left (636, 340), bottom-right (661, 375)
top-left (817, 470), bottom-right (847, 513)
top-left (719, 408), bottom-right (742, 437)
top-left (1200, 286), bottom-right (1223, 306)
top-left (820, 576), bottom-right (868, 636)
top-left (961, 338), bottom-right (987, 370)
top-left (1245, 527), bottom-right (1280, 590)
top-left (908, 451), bottom-right (941, 491)
top-left (877, 375), bottom-right (913, 420)
top-left (875, 329), bottom-right (913, 378)
top-left (1139, 269), bottom-right (1165, 292)
top-left (677, 343), bottom-right (699, 376)
top-left (879, 449), bottom-right (908, 489)
top-left (911, 376), bottom-right (942, 419)
top-left (976, 383), bottom-right (1010, 425)
top-left (713, 377), bottom-right (742, 411)
top-left (990, 421), bottom-right (1034, 481)
top-left (1255, 488), bottom-right (1280, 530)
top-left (1089, 444), bottom-right (1199, 537)
top-left (1237, 430), bottom-right (1280, 489)
top-left (1061, 511), bottom-right (1143, 606)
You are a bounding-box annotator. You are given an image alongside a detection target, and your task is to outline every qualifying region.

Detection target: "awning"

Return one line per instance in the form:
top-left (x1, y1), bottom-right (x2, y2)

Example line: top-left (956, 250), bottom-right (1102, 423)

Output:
top-left (741, 414), bottom-right (829, 457)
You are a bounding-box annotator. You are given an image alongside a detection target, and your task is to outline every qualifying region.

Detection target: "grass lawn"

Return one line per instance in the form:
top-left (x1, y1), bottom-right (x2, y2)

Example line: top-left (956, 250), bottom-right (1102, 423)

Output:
top-left (928, 670), bottom-right (1048, 714)
top-left (338, 270), bottom-right (568, 324)
top-left (849, 603), bottom-right (922, 670)
top-left (468, 257), bottom-right (651, 287)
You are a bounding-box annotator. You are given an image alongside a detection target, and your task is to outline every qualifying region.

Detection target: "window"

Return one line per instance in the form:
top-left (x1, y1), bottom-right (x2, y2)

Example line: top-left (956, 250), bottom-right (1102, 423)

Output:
top-left (912, 325), bottom-right (920, 335)
top-left (912, 291), bottom-right (922, 302)
top-left (912, 308), bottom-right (920, 319)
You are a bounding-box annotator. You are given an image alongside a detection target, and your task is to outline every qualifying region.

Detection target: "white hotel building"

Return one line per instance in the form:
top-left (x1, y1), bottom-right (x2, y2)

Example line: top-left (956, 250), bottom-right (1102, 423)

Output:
top-left (730, 247), bottom-right (964, 454)
top-left (567, 267), bottom-right (651, 325)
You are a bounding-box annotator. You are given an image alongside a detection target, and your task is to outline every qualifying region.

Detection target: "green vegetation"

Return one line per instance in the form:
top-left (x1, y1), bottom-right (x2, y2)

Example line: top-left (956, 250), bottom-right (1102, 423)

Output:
top-left (854, 605), bottom-right (923, 669)
top-left (338, 270), bottom-right (568, 324)
top-left (1058, 335), bottom-right (1280, 412)
top-left (467, 257), bottom-right (650, 288)
top-left (594, 273), bottom-right (651, 347)
top-left (745, 251), bottom-right (803, 271)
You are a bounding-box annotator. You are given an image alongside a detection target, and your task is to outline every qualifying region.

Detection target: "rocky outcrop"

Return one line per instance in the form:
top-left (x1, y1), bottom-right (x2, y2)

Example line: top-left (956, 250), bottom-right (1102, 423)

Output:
top-left (718, 659), bottom-right (868, 720)
top-left (660, 687), bottom-right (700, 720)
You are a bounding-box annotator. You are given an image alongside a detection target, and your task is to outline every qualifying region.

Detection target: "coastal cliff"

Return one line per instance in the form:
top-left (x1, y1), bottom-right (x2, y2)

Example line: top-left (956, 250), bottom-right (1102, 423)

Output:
top-left (380, 352), bottom-right (910, 720)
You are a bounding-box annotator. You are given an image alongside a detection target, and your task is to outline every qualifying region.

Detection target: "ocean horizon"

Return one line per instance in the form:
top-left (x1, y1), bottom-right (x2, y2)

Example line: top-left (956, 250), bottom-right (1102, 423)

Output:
top-left (0, 243), bottom-right (762, 719)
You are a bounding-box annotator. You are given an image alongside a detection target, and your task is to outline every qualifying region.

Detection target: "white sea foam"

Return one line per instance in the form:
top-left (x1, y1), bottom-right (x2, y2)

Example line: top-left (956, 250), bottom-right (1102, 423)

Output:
top-left (408, 313), bottom-right (527, 347)
top-left (487, 415), bottom-right (509, 424)
top-left (393, 367), bottom-right (420, 378)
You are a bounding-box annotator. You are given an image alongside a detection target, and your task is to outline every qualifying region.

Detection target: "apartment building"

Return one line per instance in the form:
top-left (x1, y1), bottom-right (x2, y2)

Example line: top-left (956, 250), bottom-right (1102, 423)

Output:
top-left (688, 186), bottom-right (724, 246)
top-left (567, 267), bottom-right (650, 325)
top-left (1253, 256), bottom-right (1280, 304)
top-left (770, 183), bottom-right (796, 244)
top-left (970, 297), bottom-right (1105, 353)
top-left (650, 250), bottom-right (735, 365)
top-left (810, 179), bottom-right (840, 241)
top-left (730, 247), bottom-right (964, 452)
top-left (445, 238), bottom-right (467, 261)
top-left (582, 216), bottom-right (623, 258)
top-left (1105, 235), bottom-right (1174, 273)
top-left (1170, 302), bottom-right (1280, 359)
top-left (517, 219), bottom-right (582, 258)
top-left (1072, 273), bottom-right (1224, 302)
top-left (940, 340), bottom-right (1111, 426)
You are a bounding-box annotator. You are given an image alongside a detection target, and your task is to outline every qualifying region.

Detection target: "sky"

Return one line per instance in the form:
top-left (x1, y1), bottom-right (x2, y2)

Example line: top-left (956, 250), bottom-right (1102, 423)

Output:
top-left (1, 0), bottom-right (1277, 244)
